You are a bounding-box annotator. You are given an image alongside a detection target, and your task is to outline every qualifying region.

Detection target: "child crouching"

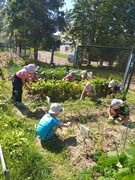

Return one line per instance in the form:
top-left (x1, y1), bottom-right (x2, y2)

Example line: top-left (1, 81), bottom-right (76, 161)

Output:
top-left (36, 103), bottom-right (72, 141)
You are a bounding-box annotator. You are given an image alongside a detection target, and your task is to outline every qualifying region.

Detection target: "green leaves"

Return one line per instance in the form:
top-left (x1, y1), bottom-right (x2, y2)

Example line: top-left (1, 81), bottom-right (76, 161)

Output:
top-left (89, 141), bottom-right (135, 179)
top-left (77, 168), bottom-right (93, 180)
top-left (30, 77), bottom-right (109, 102)
top-left (115, 168), bottom-right (132, 180)
top-left (65, 0), bottom-right (135, 50)
top-left (3, 0), bottom-right (65, 48)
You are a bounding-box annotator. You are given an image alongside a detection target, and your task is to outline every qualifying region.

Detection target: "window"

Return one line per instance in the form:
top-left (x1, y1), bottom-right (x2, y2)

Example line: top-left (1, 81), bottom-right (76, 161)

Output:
top-left (65, 46), bottom-right (69, 52)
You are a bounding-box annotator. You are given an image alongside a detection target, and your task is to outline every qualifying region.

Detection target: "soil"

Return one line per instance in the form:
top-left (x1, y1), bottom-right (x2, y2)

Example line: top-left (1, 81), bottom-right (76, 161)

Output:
top-left (35, 110), bottom-right (135, 172)
top-left (60, 114), bottom-right (135, 170)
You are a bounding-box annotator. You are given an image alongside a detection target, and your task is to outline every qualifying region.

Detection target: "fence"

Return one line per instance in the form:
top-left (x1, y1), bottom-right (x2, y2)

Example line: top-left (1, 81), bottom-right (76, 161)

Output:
top-left (74, 45), bottom-right (132, 70)
top-left (0, 145), bottom-right (10, 180)
top-left (71, 45), bottom-right (135, 92)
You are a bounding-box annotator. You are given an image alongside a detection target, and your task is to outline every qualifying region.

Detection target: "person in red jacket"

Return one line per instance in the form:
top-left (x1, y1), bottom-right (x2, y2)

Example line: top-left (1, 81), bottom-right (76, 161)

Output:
top-left (63, 71), bottom-right (76, 82)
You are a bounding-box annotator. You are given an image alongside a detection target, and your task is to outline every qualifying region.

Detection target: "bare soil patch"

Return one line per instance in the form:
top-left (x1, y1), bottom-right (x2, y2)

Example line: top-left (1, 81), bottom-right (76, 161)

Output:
top-left (57, 115), bottom-right (135, 171)
top-left (35, 110), bottom-right (135, 172)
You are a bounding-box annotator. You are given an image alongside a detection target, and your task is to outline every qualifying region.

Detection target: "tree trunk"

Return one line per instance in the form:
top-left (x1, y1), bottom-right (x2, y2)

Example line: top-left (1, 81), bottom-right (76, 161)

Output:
top-left (34, 45), bottom-right (38, 60)
top-left (23, 45), bottom-right (26, 57)
top-left (15, 36), bottom-right (21, 57)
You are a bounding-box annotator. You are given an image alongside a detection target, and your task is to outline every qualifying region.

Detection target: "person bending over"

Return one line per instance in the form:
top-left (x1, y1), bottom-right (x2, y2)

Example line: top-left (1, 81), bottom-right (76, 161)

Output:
top-left (63, 71), bottom-right (76, 82)
top-left (80, 82), bottom-right (96, 100)
top-left (11, 64), bottom-right (36, 107)
top-left (29, 72), bottom-right (39, 82)
top-left (81, 70), bottom-right (92, 80)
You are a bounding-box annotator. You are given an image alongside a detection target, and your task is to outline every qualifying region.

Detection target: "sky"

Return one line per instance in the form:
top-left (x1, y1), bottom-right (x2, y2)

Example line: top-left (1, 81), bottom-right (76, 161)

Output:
top-left (63, 0), bottom-right (73, 10)
top-left (54, 0), bottom-right (73, 35)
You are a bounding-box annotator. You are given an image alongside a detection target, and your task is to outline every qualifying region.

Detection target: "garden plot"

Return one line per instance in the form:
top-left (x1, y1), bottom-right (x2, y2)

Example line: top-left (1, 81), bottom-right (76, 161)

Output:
top-left (35, 111), bottom-right (135, 171)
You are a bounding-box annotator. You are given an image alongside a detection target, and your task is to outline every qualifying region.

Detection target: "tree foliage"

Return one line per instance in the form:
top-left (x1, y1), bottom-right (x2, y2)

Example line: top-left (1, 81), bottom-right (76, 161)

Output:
top-left (2, 0), bottom-right (66, 57)
top-left (64, 0), bottom-right (135, 49)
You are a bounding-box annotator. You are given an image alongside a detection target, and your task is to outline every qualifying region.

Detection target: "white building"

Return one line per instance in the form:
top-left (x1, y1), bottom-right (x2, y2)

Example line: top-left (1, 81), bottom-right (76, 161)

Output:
top-left (60, 42), bottom-right (74, 55)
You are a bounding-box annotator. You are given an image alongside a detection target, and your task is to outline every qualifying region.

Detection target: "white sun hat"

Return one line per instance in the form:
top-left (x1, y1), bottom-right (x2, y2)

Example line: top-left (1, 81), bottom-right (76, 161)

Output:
top-left (49, 103), bottom-right (64, 114)
top-left (70, 71), bottom-right (76, 77)
top-left (24, 64), bottom-right (36, 73)
top-left (111, 99), bottom-right (123, 108)
top-left (87, 72), bottom-right (92, 79)
top-left (81, 70), bottom-right (87, 78)
top-left (108, 80), bottom-right (115, 88)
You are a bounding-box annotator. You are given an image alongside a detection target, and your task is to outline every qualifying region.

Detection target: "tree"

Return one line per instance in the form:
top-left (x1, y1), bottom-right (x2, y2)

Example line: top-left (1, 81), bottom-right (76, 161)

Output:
top-left (0, 0), bottom-right (6, 32)
top-left (2, 0), bottom-right (66, 59)
top-left (64, 0), bottom-right (135, 48)
top-left (63, 0), bottom-right (135, 68)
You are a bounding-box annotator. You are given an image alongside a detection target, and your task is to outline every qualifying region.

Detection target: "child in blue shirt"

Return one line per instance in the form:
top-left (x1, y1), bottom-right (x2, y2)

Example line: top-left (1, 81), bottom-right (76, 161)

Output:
top-left (36, 103), bottom-right (72, 141)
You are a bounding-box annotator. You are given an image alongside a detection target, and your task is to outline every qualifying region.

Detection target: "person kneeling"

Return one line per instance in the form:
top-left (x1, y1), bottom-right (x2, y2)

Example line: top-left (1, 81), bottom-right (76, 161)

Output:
top-left (36, 103), bottom-right (72, 141)
top-left (108, 99), bottom-right (130, 121)
top-left (107, 80), bottom-right (121, 97)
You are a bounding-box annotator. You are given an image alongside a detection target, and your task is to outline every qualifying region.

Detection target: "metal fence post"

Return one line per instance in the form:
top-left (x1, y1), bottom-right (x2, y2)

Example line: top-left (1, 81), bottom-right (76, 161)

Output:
top-left (122, 53), bottom-right (135, 92)
top-left (73, 45), bottom-right (78, 68)
top-left (0, 145), bottom-right (10, 180)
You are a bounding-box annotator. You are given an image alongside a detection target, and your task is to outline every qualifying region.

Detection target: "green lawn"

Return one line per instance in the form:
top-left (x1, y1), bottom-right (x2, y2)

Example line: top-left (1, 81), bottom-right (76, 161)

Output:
top-left (54, 52), bottom-right (68, 58)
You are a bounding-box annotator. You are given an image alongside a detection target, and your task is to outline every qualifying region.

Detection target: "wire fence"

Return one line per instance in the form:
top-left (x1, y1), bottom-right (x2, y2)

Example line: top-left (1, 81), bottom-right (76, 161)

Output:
top-left (75, 45), bottom-right (132, 72)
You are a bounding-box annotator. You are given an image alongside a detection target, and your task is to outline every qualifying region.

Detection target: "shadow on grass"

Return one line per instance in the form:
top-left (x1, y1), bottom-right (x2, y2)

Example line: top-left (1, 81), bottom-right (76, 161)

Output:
top-left (121, 121), bottom-right (135, 129)
top-left (16, 106), bottom-right (46, 119)
top-left (40, 136), bottom-right (77, 153)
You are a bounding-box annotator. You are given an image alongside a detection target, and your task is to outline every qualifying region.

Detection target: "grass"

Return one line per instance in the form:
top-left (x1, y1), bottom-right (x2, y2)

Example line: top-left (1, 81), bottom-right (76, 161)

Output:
top-left (1, 55), bottom-right (135, 179)
top-left (37, 50), bottom-right (68, 58)
top-left (54, 52), bottom-right (68, 58)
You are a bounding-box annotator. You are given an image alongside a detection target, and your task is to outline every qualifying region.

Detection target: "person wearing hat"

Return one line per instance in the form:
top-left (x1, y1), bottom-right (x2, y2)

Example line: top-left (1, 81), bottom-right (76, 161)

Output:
top-left (80, 82), bottom-right (96, 100)
top-left (36, 103), bottom-right (72, 141)
top-left (81, 70), bottom-right (92, 80)
top-left (11, 64), bottom-right (36, 107)
top-left (108, 99), bottom-right (130, 121)
top-left (63, 71), bottom-right (76, 82)
top-left (81, 70), bottom-right (87, 80)
top-left (107, 80), bottom-right (121, 97)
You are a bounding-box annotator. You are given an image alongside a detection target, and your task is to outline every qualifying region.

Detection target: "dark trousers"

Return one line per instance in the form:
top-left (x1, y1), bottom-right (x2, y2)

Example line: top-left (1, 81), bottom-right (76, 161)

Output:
top-left (12, 75), bottom-right (23, 103)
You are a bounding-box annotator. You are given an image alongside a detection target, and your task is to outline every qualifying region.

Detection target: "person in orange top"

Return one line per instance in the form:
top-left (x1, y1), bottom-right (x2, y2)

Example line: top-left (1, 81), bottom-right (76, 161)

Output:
top-left (63, 71), bottom-right (76, 82)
